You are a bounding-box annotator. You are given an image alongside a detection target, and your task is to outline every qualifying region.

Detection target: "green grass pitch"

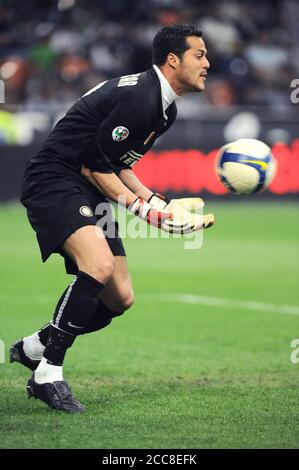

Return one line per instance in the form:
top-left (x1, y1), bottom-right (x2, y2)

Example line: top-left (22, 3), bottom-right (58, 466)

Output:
top-left (0, 201), bottom-right (298, 449)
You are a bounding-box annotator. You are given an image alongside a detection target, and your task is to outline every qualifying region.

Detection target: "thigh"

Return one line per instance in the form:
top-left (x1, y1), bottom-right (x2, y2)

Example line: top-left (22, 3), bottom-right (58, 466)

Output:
top-left (62, 225), bottom-right (115, 283)
top-left (99, 256), bottom-right (134, 312)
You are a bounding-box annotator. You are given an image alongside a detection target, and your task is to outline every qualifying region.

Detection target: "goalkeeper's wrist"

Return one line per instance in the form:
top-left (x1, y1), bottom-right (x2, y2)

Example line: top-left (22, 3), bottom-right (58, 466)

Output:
top-left (148, 192), bottom-right (170, 210)
top-left (128, 197), bottom-right (152, 220)
top-left (128, 196), bottom-right (171, 229)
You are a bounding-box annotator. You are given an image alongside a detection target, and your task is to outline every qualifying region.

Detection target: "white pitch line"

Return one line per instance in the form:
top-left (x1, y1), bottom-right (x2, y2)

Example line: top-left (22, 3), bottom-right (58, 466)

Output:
top-left (0, 293), bottom-right (298, 316)
top-left (138, 293), bottom-right (299, 316)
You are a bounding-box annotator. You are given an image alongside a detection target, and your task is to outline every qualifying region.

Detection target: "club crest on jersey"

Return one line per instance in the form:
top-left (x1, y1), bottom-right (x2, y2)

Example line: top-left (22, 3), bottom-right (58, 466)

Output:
top-left (112, 126), bottom-right (129, 142)
top-left (79, 206), bottom-right (93, 217)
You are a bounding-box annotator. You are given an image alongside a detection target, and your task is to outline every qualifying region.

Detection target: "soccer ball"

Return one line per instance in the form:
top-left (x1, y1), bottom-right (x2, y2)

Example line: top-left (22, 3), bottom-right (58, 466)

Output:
top-left (216, 138), bottom-right (276, 195)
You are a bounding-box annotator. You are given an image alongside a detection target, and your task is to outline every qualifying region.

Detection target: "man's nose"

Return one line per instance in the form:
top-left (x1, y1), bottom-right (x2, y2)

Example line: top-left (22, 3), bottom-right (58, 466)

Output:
top-left (205, 57), bottom-right (210, 69)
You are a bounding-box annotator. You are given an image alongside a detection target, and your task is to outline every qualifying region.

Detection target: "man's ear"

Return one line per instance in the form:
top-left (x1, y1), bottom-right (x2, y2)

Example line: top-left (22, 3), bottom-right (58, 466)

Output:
top-left (167, 52), bottom-right (180, 70)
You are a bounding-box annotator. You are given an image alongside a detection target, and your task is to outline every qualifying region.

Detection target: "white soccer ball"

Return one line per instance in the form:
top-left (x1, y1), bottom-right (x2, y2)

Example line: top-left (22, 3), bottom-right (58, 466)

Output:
top-left (216, 138), bottom-right (276, 195)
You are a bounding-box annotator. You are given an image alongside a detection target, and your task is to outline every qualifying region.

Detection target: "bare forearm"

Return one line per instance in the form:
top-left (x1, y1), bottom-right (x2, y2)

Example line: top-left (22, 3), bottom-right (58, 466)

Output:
top-left (82, 166), bottom-right (137, 206)
top-left (118, 169), bottom-right (153, 201)
top-left (88, 172), bottom-right (137, 206)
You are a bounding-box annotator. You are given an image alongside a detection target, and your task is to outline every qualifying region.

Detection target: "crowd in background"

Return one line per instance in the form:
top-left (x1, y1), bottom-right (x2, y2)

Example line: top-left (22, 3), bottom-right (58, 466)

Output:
top-left (0, 0), bottom-right (298, 109)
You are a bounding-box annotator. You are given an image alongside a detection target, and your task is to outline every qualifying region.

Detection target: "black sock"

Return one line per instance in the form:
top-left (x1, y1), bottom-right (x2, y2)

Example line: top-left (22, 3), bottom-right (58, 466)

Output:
top-left (82, 299), bottom-right (124, 334)
top-left (43, 324), bottom-right (75, 366)
top-left (40, 271), bottom-right (105, 366)
top-left (37, 323), bottom-right (51, 346)
top-left (52, 271), bottom-right (104, 335)
top-left (35, 302), bottom-right (115, 343)
top-left (36, 280), bottom-right (122, 342)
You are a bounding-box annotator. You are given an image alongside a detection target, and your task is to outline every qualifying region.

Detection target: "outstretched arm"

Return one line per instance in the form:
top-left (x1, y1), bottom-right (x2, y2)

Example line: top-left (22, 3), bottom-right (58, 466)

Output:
top-left (81, 165), bottom-right (214, 232)
top-left (118, 168), bottom-right (214, 229)
top-left (81, 165), bottom-right (171, 229)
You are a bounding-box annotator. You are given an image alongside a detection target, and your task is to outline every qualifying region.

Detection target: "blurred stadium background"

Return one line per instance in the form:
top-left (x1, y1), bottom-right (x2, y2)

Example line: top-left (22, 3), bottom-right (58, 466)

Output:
top-left (0, 0), bottom-right (299, 449)
top-left (0, 0), bottom-right (298, 198)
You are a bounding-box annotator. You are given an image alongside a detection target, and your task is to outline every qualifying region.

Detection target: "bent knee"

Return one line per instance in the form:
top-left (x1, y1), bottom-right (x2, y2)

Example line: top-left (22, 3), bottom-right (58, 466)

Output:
top-left (110, 290), bottom-right (135, 314)
top-left (80, 257), bottom-right (115, 284)
top-left (121, 290), bottom-right (135, 311)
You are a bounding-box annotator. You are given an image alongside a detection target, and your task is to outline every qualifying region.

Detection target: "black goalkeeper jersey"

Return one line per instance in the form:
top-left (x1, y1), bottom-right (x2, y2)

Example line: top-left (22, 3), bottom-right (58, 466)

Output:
top-left (24, 67), bottom-right (177, 185)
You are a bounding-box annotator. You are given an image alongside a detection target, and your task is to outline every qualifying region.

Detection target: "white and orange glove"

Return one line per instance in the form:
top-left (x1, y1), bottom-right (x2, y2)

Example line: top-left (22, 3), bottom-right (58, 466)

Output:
top-left (128, 197), bottom-right (171, 229)
top-left (128, 196), bottom-right (201, 234)
top-left (128, 195), bottom-right (214, 234)
top-left (148, 193), bottom-right (215, 231)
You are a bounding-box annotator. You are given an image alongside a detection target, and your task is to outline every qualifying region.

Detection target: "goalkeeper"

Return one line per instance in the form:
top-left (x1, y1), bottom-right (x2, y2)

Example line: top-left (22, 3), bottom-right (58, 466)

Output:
top-left (10, 24), bottom-right (214, 413)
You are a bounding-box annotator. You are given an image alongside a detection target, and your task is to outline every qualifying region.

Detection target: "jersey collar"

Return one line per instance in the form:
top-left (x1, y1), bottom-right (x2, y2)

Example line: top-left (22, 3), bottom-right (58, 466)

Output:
top-left (153, 64), bottom-right (179, 120)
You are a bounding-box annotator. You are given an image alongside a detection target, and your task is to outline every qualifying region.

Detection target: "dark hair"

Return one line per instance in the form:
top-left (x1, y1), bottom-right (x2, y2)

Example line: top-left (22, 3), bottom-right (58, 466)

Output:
top-left (152, 23), bottom-right (203, 66)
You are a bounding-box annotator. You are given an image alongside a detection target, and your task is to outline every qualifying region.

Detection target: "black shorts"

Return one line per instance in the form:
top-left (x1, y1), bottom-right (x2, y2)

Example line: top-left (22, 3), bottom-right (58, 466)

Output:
top-left (21, 171), bottom-right (126, 275)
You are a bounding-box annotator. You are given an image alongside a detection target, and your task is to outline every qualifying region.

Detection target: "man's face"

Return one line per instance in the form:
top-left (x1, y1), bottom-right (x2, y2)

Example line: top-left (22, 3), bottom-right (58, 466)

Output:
top-left (175, 36), bottom-right (210, 93)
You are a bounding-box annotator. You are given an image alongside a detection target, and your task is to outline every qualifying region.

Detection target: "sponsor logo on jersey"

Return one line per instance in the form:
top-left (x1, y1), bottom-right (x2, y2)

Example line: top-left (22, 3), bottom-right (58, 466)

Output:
top-left (79, 206), bottom-right (93, 217)
top-left (112, 126), bottom-right (129, 142)
top-left (120, 150), bottom-right (143, 167)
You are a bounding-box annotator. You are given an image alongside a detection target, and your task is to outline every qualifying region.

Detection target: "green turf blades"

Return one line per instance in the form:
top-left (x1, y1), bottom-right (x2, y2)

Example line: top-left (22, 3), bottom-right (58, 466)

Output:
top-left (0, 202), bottom-right (298, 448)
